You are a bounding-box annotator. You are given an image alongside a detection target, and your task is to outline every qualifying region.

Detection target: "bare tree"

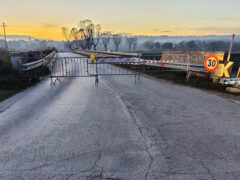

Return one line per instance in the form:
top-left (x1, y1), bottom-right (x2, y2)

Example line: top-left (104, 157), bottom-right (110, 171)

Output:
top-left (143, 40), bottom-right (154, 50)
top-left (162, 42), bottom-right (173, 50)
top-left (125, 36), bottom-right (136, 51)
top-left (70, 27), bottom-right (83, 49)
top-left (112, 34), bottom-right (122, 52)
top-left (62, 27), bottom-right (73, 51)
top-left (133, 36), bottom-right (138, 51)
top-left (62, 19), bottom-right (105, 51)
top-left (78, 19), bottom-right (94, 50)
top-left (154, 42), bottom-right (161, 49)
top-left (92, 24), bottom-right (101, 51)
top-left (101, 32), bottom-right (112, 51)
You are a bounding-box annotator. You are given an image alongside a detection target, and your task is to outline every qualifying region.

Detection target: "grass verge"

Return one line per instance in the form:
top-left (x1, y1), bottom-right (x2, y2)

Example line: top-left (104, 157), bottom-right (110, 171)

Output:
top-left (0, 73), bottom-right (38, 102)
top-left (122, 64), bottom-right (237, 95)
top-left (146, 71), bottom-right (229, 93)
top-left (0, 48), bottom-right (51, 102)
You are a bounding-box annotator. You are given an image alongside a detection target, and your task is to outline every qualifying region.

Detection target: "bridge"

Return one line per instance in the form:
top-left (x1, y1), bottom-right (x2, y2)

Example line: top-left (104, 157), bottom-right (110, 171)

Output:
top-left (1, 52), bottom-right (240, 179)
top-left (15, 49), bottom-right (239, 87)
top-left (17, 50), bottom-right (216, 83)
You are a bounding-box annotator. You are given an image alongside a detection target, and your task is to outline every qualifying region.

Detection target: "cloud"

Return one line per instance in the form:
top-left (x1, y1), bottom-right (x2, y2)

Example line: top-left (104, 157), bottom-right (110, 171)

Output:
top-left (194, 27), bottom-right (240, 33)
top-left (193, 17), bottom-right (239, 21)
top-left (153, 29), bottom-right (171, 33)
top-left (41, 23), bottom-right (58, 28)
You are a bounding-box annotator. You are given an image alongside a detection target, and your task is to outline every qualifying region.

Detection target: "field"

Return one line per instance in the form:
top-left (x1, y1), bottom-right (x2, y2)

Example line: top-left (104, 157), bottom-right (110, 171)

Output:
top-left (145, 71), bottom-right (230, 93)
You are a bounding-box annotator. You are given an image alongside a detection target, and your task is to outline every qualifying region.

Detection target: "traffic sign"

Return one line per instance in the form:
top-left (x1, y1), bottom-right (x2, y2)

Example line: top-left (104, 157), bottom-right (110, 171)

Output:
top-left (214, 61), bottom-right (234, 78)
top-left (204, 55), bottom-right (219, 72)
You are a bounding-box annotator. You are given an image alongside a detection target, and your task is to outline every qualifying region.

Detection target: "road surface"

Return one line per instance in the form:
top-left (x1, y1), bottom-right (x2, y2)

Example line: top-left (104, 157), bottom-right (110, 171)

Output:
top-left (0, 52), bottom-right (240, 180)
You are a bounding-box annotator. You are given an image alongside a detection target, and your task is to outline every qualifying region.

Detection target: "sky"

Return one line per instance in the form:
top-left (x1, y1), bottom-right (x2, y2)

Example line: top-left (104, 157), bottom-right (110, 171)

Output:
top-left (0, 0), bottom-right (239, 40)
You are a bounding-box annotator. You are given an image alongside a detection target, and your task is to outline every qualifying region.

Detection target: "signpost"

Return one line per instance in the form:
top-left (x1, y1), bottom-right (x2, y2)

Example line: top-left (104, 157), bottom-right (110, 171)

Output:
top-left (204, 55), bottom-right (219, 72)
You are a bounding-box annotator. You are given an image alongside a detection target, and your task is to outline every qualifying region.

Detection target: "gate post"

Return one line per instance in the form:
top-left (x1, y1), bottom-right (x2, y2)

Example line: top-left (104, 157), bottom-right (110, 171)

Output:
top-left (137, 53), bottom-right (142, 84)
top-left (65, 58), bottom-right (68, 76)
top-left (186, 54), bottom-right (190, 83)
top-left (95, 58), bottom-right (99, 85)
top-left (86, 58), bottom-right (89, 75)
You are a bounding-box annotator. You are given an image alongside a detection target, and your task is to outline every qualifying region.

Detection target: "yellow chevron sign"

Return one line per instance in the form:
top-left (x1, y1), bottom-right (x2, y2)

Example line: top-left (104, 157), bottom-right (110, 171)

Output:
top-left (213, 61), bottom-right (234, 78)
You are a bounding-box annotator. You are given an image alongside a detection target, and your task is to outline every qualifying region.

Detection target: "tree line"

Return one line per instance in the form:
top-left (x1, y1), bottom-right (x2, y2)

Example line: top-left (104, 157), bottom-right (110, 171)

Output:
top-left (143, 40), bottom-right (240, 52)
top-left (62, 19), bottom-right (138, 52)
top-left (62, 19), bottom-right (240, 52)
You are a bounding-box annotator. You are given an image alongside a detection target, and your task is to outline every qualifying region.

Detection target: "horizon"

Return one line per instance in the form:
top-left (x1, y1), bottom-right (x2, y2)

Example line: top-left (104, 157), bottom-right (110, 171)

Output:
top-left (0, 0), bottom-right (239, 40)
top-left (0, 34), bottom-right (239, 42)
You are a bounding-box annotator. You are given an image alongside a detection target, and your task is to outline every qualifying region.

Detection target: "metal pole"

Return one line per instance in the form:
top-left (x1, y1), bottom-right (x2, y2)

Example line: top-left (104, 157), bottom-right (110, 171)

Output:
top-left (65, 58), bottom-right (68, 76)
top-left (234, 67), bottom-right (240, 87)
top-left (227, 34), bottom-right (235, 62)
top-left (186, 54), bottom-right (190, 82)
top-left (143, 55), bottom-right (145, 73)
top-left (95, 59), bottom-right (99, 85)
top-left (2, 22), bottom-right (8, 51)
top-left (138, 53), bottom-right (141, 84)
top-left (86, 58), bottom-right (89, 75)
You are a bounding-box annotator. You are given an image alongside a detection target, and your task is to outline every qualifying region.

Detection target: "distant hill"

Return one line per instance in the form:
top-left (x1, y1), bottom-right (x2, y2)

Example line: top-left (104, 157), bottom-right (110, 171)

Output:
top-left (1, 34), bottom-right (238, 42)
top-left (136, 35), bottom-right (239, 43)
top-left (0, 35), bottom-right (41, 41)
top-left (1, 34), bottom-right (239, 52)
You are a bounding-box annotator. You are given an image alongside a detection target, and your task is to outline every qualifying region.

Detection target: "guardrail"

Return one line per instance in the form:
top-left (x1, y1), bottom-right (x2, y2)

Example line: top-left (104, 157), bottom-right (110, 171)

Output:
top-left (74, 49), bottom-right (139, 58)
top-left (222, 78), bottom-right (240, 87)
top-left (143, 60), bottom-right (206, 72)
top-left (20, 51), bottom-right (56, 71)
top-left (74, 50), bottom-right (211, 73)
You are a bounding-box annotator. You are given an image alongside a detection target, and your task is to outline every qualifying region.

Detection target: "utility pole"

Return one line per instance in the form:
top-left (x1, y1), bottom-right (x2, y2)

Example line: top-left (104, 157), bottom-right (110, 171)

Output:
top-left (1, 22), bottom-right (8, 51)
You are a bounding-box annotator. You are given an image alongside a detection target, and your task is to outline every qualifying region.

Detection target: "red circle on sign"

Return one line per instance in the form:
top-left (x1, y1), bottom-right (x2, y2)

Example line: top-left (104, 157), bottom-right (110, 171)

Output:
top-left (204, 55), bottom-right (219, 72)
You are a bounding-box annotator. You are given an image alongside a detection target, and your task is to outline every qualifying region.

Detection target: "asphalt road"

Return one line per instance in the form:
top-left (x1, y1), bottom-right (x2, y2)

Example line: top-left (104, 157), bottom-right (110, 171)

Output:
top-left (0, 52), bottom-right (240, 180)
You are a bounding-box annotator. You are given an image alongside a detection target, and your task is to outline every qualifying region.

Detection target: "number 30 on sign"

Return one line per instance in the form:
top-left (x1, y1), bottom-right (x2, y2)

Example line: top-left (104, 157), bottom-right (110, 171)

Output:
top-left (204, 55), bottom-right (219, 72)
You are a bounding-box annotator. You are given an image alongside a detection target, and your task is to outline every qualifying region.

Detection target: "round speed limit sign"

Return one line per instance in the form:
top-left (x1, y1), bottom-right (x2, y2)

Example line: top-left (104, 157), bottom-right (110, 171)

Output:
top-left (204, 55), bottom-right (219, 72)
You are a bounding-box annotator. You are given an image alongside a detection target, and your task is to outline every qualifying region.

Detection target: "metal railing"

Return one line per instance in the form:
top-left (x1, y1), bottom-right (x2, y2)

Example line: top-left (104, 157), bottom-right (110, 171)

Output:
top-left (20, 51), bottom-right (56, 71)
top-left (20, 56), bottom-right (142, 85)
top-left (75, 50), bottom-right (207, 73)
top-left (143, 59), bottom-right (206, 72)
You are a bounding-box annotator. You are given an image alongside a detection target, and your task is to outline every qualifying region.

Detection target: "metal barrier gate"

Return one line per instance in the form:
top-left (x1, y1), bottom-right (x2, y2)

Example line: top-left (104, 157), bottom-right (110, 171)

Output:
top-left (20, 56), bottom-right (142, 85)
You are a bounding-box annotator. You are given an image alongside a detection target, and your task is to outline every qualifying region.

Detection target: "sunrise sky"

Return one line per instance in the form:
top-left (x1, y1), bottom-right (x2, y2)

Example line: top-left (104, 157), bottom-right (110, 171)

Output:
top-left (0, 0), bottom-right (239, 40)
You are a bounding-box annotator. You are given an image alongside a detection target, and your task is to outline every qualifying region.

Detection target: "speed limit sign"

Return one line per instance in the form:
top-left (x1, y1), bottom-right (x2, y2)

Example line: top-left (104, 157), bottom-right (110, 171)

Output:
top-left (204, 55), bottom-right (219, 72)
